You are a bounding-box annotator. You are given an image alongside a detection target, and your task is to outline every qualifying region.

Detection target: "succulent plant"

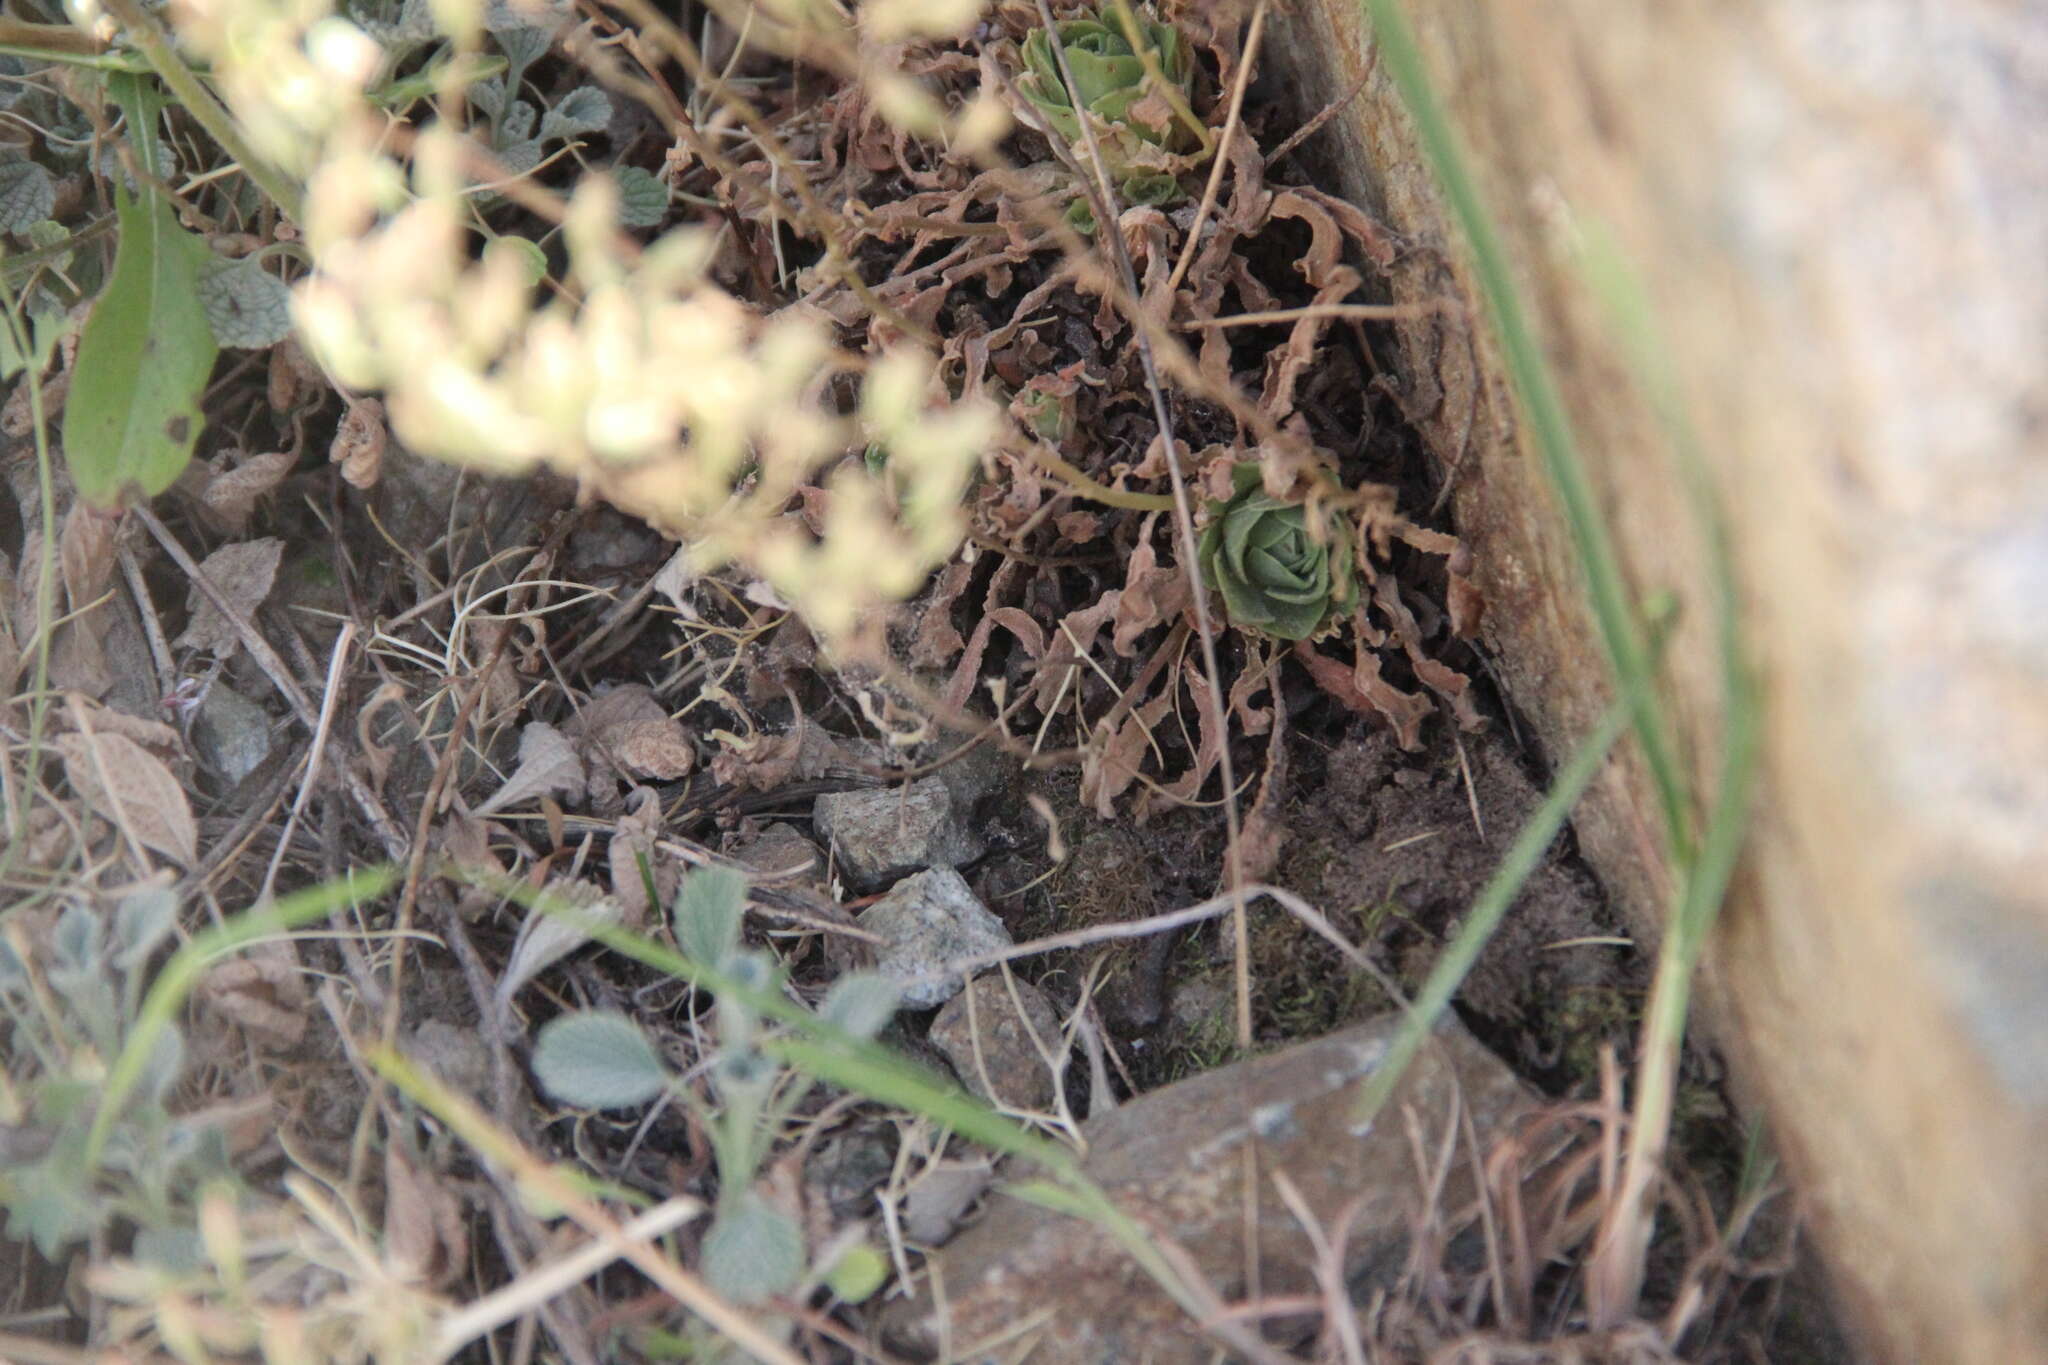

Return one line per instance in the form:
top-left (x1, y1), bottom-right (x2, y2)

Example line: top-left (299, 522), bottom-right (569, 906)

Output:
top-left (1197, 464), bottom-right (1358, 640)
top-left (1018, 12), bottom-right (1196, 190)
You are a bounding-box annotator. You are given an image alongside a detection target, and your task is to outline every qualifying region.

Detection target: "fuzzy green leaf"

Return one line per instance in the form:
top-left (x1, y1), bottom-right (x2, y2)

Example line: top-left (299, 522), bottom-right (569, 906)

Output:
top-left (197, 256), bottom-right (293, 350)
top-left (541, 85), bottom-right (610, 140)
top-left (0, 159), bottom-right (55, 234)
top-left (111, 885), bottom-right (180, 970)
top-left (614, 166), bottom-right (669, 228)
top-left (673, 865), bottom-right (748, 970)
top-left (701, 1188), bottom-right (804, 1304)
top-left (817, 972), bottom-right (900, 1040)
top-left (532, 1010), bottom-right (672, 1109)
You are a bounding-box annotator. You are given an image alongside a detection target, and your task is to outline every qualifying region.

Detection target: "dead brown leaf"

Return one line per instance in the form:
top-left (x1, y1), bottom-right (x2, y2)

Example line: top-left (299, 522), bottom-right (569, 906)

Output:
top-left (200, 451), bottom-right (296, 533)
top-left (266, 335), bottom-right (324, 412)
top-left (495, 880), bottom-right (625, 1011)
top-left (609, 719), bottom-right (696, 780)
top-left (1292, 637), bottom-right (1432, 751)
top-left (910, 559), bottom-right (974, 669)
top-left (474, 721), bottom-right (586, 816)
top-left (176, 537), bottom-right (284, 656)
top-left (1110, 528), bottom-right (1188, 657)
top-left (355, 680), bottom-right (408, 798)
top-left (201, 941), bottom-right (309, 1049)
top-left (608, 786), bottom-right (673, 926)
top-left (55, 727), bottom-right (197, 867)
top-left (330, 396), bottom-right (388, 489)
top-left (710, 729), bottom-right (804, 792)
top-left (59, 502), bottom-right (117, 616)
top-left (570, 682), bottom-right (694, 781)
top-left (383, 1141), bottom-right (469, 1288)
top-left (66, 698), bottom-right (181, 755)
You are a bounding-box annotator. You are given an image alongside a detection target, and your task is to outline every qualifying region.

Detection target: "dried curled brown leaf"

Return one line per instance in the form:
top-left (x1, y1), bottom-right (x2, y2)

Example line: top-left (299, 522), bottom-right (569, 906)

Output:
top-left (330, 395), bottom-right (388, 489)
top-left (200, 451), bottom-right (296, 533)
top-left (201, 941), bottom-right (309, 1049)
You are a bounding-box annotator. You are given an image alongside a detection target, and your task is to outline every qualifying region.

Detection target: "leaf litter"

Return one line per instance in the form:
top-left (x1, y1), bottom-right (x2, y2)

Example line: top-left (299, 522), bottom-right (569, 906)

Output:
top-left (0, 4), bottom-right (1842, 1361)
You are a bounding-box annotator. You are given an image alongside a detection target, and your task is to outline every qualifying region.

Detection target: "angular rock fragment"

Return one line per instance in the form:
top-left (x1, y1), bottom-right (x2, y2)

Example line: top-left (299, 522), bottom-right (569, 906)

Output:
top-left (884, 1014), bottom-right (1537, 1363)
top-left (928, 973), bottom-right (1065, 1111)
top-left (862, 867), bottom-right (1011, 1009)
top-left (813, 775), bottom-right (985, 891)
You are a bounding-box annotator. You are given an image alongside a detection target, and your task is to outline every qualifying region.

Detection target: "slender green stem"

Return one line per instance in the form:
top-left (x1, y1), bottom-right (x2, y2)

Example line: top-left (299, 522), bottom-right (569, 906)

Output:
top-left (1031, 439), bottom-right (1176, 512)
top-left (1353, 0), bottom-right (1693, 864)
top-left (94, 0), bottom-right (306, 223)
top-left (0, 299), bottom-right (61, 875)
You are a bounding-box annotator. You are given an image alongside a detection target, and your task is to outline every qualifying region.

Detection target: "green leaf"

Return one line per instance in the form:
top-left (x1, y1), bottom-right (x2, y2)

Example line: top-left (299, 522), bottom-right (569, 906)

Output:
top-left (197, 256), bottom-right (293, 349)
top-left (0, 160), bottom-right (55, 234)
top-left (135, 1023), bottom-right (185, 1106)
top-left (541, 85), bottom-right (610, 140)
top-left (500, 98), bottom-right (536, 144)
top-left (491, 234), bottom-right (549, 286)
top-left (111, 884), bottom-right (180, 970)
top-left (6, 1156), bottom-right (101, 1258)
top-left (53, 903), bottom-right (101, 973)
top-left (62, 78), bottom-right (217, 510)
top-left (614, 166), bottom-right (669, 228)
top-left (672, 865), bottom-right (748, 970)
top-left (817, 972), bottom-right (899, 1040)
top-left (494, 25), bottom-right (551, 82)
top-left (468, 75), bottom-right (508, 120)
top-left (824, 1241), bottom-right (887, 1303)
top-left (531, 1010), bottom-right (672, 1109)
top-left (701, 1188), bottom-right (804, 1304)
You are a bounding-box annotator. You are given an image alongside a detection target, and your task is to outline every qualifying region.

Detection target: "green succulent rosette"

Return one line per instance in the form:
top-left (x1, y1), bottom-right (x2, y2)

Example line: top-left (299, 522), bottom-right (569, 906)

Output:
top-left (1019, 14), bottom-right (1196, 190)
top-left (1197, 464), bottom-right (1358, 641)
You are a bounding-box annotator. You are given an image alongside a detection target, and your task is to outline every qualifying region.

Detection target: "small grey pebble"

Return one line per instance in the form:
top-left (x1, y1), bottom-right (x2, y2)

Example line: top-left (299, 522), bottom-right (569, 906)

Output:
top-left (862, 867), bottom-right (1012, 1009)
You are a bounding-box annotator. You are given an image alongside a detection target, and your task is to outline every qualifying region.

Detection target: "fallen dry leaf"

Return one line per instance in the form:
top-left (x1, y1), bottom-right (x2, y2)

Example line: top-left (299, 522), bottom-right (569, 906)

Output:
top-left (474, 721), bottom-right (586, 816)
top-left (176, 537), bottom-right (284, 656)
top-left (59, 502), bottom-right (117, 616)
top-left (383, 1141), bottom-right (469, 1288)
top-left (200, 451), bottom-right (296, 533)
top-left (609, 719), bottom-right (695, 780)
top-left (1292, 637), bottom-right (1432, 751)
top-left (608, 786), bottom-right (673, 926)
top-left (494, 880), bottom-right (625, 1013)
top-left (570, 683), bottom-right (694, 782)
top-left (55, 729), bottom-right (197, 867)
top-left (67, 694), bottom-right (182, 755)
top-left (330, 396), bottom-right (388, 489)
top-left (201, 941), bottom-right (309, 1049)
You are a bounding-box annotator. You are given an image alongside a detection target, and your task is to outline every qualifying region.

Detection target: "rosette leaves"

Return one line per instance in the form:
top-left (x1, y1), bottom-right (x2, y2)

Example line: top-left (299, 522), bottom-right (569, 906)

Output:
top-left (1018, 13), bottom-right (1197, 193)
top-left (1197, 464), bottom-right (1358, 640)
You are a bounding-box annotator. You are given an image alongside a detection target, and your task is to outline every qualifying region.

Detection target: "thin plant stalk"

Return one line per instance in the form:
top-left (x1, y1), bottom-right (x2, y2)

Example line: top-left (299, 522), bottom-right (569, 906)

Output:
top-left (0, 292), bottom-right (62, 875)
top-left (94, 0), bottom-right (306, 223)
top-left (1352, 0), bottom-right (1763, 1325)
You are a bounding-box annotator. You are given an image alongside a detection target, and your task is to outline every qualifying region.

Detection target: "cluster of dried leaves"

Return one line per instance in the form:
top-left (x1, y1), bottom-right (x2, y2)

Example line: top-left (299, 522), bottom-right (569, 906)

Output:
top-left (724, 4), bottom-right (1495, 837)
top-left (0, 2), bottom-right (1628, 1361)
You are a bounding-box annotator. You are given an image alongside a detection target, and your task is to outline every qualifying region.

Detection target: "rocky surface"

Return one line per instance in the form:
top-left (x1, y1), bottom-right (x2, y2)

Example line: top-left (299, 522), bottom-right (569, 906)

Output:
top-left (813, 776), bottom-right (985, 891)
top-left (862, 867), bottom-right (1012, 1010)
top-left (928, 973), bottom-right (1065, 1111)
top-left (884, 1013), bottom-right (1536, 1363)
